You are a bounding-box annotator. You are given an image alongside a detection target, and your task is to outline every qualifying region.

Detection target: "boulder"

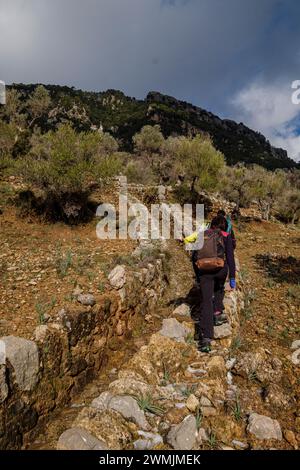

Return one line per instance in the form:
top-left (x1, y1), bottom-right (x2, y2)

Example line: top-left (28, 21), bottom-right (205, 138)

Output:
top-left (290, 348), bottom-right (300, 365)
top-left (207, 355), bottom-right (226, 377)
top-left (57, 427), bottom-right (107, 450)
top-left (186, 394), bottom-right (199, 412)
top-left (283, 430), bottom-right (298, 449)
top-left (167, 415), bottom-right (197, 450)
top-left (233, 351), bottom-right (282, 383)
top-left (91, 391), bottom-right (113, 411)
top-left (214, 323), bottom-right (232, 339)
top-left (159, 318), bottom-right (190, 341)
top-left (108, 377), bottom-right (153, 397)
top-left (92, 392), bottom-right (150, 430)
top-left (74, 408), bottom-right (132, 450)
top-left (197, 427), bottom-right (209, 443)
top-left (199, 396), bottom-right (212, 407)
top-left (77, 294), bottom-right (96, 306)
top-left (133, 431), bottom-right (163, 450)
top-left (34, 325), bottom-right (48, 342)
top-left (108, 265), bottom-right (126, 289)
top-left (108, 395), bottom-right (150, 431)
top-left (201, 406), bottom-right (217, 417)
top-left (0, 336), bottom-right (39, 391)
top-left (173, 304), bottom-right (190, 317)
top-left (291, 340), bottom-right (300, 350)
top-left (232, 439), bottom-right (248, 449)
top-left (247, 413), bottom-right (282, 440)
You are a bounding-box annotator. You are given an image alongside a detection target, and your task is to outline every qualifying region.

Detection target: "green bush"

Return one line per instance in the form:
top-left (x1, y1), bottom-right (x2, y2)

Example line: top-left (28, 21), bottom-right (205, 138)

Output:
top-left (15, 124), bottom-right (121, 222)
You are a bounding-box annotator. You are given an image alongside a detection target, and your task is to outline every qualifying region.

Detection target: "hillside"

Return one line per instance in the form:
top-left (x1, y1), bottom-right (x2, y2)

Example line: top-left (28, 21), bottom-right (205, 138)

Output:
top-left (9, 83), bottom-right (297, 170)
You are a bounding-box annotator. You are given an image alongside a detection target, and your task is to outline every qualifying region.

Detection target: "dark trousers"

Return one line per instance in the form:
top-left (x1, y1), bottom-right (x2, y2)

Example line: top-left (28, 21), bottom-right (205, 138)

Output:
top-left (192, 251), bottom-right (200, 282)
top-left (197, 265), bottom-right (228, 340)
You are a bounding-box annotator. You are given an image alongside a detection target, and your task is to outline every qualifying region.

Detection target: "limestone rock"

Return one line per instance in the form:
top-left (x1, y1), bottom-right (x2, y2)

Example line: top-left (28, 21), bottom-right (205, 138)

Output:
top-left (197, 427), bottom-right (209, 443)
top-left (108, 265), bottom-right (126, 289)
top-left (247, 413), bottom-right (282, 440)
top-left (201, 406), bottom-right (217, 417)
top-left (233, 351), bottom-right (282, 383)
top-left (77, 294), bottom-right (96, 306)
top-left (91, 391), bottom-right (113, 411)
top-left (165, 407), bottom-right (189, 425)
top-left (0, 336), bottom-right (39, 391)
top-left (159, 318), bottom-right (190, 341)
top-left (186, 394), bottom-right (199, 412)
top-left (74, 408), bottom-right (132, 450)
top-left (108, 395), bottom-right (150, 430)
top-left (173, 304), bottom-right (190, 317)
top-left (133, 431), bottom-right (163, 450)
top-left (72, 286), bottom-right (83, 298)
top-left (214, 323), bottom-right (232, 339)
top-left (232, 439), bottom-right (248, 449)
top-left (283, 430), bottom-right (298, 449)
top-left (264, 384), bottom-right (292, 409)
top-left (290, 348), bottom-right (300, 365)
top-left (108, 377), bottom-right (153, 397)
top-left (199, 396), bottom-right (212, 407)
top-left (34, 325), bottom-right (48, 342)
top-left (167, 415), bottom-right (197, 450)
top-left (291, 340), bottom-right (300, 350)
top-left (57, 427), bottom-right (107, 450)
top-left (91, 391), bottom-right (150, 430)
top-left (207, 355), bottom-right (226, 377)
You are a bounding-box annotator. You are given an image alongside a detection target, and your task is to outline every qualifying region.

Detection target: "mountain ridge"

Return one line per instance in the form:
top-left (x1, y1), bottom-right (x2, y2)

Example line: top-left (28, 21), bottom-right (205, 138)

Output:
top-left (9, 83), bottom-right (298, 170)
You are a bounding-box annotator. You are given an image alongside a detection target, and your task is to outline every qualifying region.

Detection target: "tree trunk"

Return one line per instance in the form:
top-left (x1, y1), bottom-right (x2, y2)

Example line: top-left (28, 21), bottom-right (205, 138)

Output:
top-left (191, 176), bottom-right (198, 193)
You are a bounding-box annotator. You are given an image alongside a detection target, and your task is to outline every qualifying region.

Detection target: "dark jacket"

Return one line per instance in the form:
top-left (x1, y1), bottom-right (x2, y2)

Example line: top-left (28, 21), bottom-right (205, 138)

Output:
top-left (222, 232), bottom-right (236, 279)
top-left (195, 230), bottom-right (236, 279)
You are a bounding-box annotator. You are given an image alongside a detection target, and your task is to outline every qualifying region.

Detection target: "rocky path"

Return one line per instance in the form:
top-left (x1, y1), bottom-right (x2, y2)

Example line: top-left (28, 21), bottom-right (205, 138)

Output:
top-left (29, 238), bottom-right (257, 451)
top-left (28, 215), bottom-right (300, 451)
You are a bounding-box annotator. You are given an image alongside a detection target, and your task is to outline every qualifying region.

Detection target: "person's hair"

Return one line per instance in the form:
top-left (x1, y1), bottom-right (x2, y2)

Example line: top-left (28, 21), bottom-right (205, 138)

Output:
top-left (217, 209), bottom-right (226, 217)
top-left (211, 215), bottom-right (227, 231)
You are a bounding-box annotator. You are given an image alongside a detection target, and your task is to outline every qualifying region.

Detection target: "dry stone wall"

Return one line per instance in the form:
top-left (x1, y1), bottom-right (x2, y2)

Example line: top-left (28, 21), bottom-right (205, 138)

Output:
top-left (0, 243), bottom-right (168, 449)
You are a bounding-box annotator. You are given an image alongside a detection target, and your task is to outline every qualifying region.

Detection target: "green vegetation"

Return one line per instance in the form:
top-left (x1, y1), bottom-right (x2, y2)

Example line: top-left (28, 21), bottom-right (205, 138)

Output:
top-left (14, 124), bottom-right (121, 222)
top-left (287, 284), bottom-right (300, 306)
top-left (195, 408), bottom-right (203, 430)
top-left (134, 394), bottom-right (165, 416)
top-left (0, 83), bottom-right (299, 225)
top-left (35, 297), bottom-right (56, 324)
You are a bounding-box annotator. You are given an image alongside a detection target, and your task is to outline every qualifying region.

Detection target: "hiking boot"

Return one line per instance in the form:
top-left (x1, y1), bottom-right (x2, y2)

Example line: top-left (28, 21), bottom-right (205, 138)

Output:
top-left (198, 338), bottom-right (211, 353)
top-left (214, 312), bottom-right (228, 326)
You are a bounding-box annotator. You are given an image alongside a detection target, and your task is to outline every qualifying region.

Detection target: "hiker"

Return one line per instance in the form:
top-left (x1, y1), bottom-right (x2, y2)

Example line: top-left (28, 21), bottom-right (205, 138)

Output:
top-left (184, 221), bottom-right (210, 283)
top-left (194, 214), bottom-right (236, 353)
top-left (217, 209), bottom-right (236, 249)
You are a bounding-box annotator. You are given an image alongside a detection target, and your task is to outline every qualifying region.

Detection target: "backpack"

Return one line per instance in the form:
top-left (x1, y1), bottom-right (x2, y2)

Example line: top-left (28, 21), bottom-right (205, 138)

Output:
top-left (195, 229), bottom-right (225, 271)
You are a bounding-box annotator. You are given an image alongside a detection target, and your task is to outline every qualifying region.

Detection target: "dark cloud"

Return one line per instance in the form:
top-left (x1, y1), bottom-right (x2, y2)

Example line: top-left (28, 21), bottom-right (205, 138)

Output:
top-left (0, 0), bottom-right (300, 158)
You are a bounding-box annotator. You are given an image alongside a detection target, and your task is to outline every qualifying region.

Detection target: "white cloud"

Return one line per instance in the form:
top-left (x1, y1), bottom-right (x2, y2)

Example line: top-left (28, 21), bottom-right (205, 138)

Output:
top-left (231, 79), bottom-right (300, 161)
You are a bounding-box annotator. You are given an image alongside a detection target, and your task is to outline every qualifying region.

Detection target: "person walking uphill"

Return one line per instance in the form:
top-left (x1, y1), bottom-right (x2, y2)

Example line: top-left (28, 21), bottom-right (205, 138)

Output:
top-left (194, 215), bottom-right (236, 353)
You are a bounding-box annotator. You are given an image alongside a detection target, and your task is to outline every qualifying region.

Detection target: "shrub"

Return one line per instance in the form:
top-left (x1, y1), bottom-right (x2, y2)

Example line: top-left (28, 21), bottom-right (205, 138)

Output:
top-left (124, 159), bottom-right (156, 184)
top-left (174, 134), bottom-right (225, 192)
top-left (133, 125), bottom-right (165, 165)
top-left (15, 124), bottom-right (121, 222)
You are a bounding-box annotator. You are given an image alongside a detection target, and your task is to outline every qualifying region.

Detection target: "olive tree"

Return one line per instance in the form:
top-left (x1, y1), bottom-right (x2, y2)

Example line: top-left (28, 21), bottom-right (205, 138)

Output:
top-left (175, 134), bottom-right (225, 192)
top-left (221, 163), bottom-right (255, 212)
top-left (133, 125), bottom-right (165, 165)
top-left (27, 85), bottom-right (51, 128)
top-left (16, 124), bottom-right (121, 222)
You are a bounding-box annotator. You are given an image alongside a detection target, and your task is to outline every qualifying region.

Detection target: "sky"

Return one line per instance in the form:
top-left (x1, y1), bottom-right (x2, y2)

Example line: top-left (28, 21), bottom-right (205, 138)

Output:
top-left (1, 0), bottom-right (300, 161)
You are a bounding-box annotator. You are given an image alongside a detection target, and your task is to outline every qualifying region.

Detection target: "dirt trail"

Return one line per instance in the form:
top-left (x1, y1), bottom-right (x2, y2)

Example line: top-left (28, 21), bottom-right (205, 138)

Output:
top-left (26, 219), bottom-right (300, 451)
top-left (28, 241), bottom-right (195, 450)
